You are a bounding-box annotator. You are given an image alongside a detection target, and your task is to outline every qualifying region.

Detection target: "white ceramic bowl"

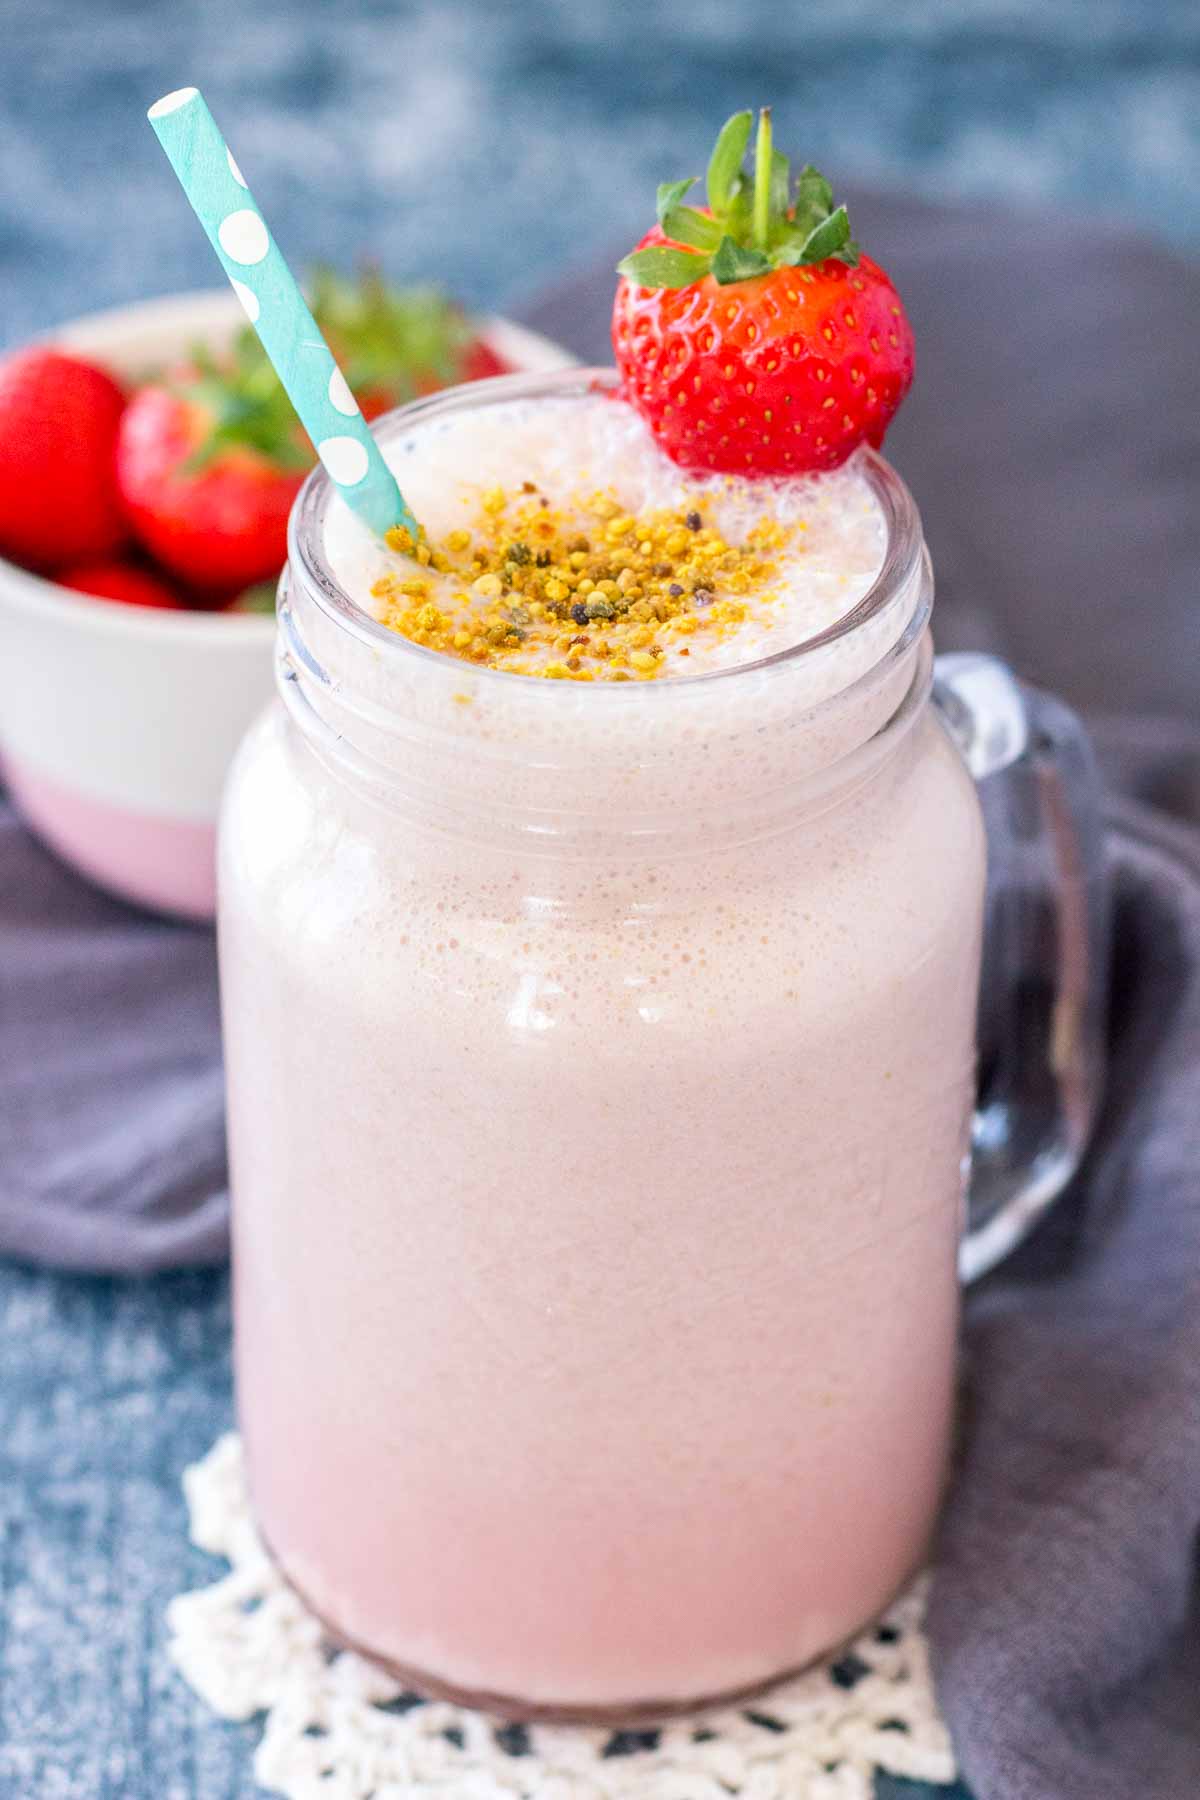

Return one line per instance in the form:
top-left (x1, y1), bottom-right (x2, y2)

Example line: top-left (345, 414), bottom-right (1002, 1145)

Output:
top-left (0, 291), bottom-right (576, 921)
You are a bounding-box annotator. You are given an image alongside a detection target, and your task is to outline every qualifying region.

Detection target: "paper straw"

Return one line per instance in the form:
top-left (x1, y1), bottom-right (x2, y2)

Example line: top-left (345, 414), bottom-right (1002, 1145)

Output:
top-left (147, 86), bottom-right (420, 543)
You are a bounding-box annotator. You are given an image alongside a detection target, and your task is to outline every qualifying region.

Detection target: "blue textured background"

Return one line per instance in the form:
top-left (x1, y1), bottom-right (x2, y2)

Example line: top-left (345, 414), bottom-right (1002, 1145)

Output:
top-left (2, 0), bottom-right (1199, 348)
top-left (2, 2), bottom-right (1197, 1794)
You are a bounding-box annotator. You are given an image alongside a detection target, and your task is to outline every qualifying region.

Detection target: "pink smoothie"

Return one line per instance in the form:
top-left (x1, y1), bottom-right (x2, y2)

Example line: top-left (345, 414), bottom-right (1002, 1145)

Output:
top-left (219, 385), bottom-right (985, 1713)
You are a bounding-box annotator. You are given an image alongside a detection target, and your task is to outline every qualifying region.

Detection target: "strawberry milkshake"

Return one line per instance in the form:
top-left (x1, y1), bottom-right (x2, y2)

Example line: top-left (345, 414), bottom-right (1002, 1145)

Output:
top-left (220, 114), bottom-right (984, 1714)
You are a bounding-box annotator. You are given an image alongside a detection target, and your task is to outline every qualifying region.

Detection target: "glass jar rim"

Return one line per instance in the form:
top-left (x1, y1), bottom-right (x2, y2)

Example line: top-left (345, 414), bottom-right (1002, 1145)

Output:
top-left (287, 366), bottom-right (927, 696)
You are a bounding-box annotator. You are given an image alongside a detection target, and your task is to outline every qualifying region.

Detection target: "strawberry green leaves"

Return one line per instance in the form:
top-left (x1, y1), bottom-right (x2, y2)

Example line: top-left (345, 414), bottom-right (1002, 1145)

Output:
top-left (175, 336), bottom-right (312, 472)
top-left (795, 164), bottom-right (833, 220)
top-left (618, 109), bottom-right (860, 292)
top-left (656, 178), bottom-right (696, 224)
top-left (769, 148), bottom-right (791, 221)
top-left (615, 245), bottom-right (713, 289)
top-left (779, 205), bottom-right (858, 268)
top-left (308, 266), bottom-right (476, 394)
top-left (665, 213), bottom-right (724, 254)
top-left (706, 110), bottom-right (753, 212)
top-left (710, 239), bottom-right (772, 284)
top-left (654, 178), bottom-right (724, 252)
top-left (167, 270), bottom-right (497, 474)
top-left (781, 168), bottom-right (861, 265)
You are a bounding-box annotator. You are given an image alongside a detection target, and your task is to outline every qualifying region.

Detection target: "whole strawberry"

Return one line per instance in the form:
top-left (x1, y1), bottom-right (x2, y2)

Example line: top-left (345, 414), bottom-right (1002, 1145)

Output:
top-left (612, 110), bottom-right (914, 476)
top-left (0, 348), bottom-right (129, 570)
top-left (116, 341), bottom-right (311, 592)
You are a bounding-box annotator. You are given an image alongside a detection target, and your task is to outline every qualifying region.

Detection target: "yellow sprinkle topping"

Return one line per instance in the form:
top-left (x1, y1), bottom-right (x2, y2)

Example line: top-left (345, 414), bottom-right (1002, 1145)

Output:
top-left (376, 486), bottom-right (798, 680)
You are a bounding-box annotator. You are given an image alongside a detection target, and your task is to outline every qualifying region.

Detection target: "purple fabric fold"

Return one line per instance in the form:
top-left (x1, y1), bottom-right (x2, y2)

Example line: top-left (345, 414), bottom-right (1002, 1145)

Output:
top-left (0, 797), bottom-right (227, 1272)
top-left (928, 798), bottom-right (1200, 1800)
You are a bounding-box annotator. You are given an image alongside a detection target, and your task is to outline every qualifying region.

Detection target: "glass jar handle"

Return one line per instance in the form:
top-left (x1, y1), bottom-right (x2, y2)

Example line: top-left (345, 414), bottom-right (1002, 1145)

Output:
top-left (933, 653), bottom-right (1109, 1282)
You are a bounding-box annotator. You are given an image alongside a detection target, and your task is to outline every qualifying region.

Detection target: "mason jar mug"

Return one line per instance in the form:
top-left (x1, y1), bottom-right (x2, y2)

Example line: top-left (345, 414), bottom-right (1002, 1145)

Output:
top-left (218, 370), bottom-right (1107, 1719)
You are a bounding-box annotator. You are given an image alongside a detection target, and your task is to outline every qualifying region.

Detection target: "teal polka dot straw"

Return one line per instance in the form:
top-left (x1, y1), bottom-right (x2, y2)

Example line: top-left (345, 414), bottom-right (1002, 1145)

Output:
top-left (147, 87), bottom-right (420, 543)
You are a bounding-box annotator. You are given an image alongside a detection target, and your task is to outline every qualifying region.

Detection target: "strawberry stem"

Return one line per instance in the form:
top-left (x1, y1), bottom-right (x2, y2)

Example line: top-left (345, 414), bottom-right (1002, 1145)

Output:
top-left (617, 111), bottom-right (863, 290)
top-left (753, 108), bottom-right (772, 251)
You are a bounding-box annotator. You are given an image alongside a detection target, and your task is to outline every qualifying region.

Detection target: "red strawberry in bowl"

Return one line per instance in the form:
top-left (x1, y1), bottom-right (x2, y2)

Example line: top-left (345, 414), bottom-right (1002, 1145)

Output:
top-left (116, 340), bottom-right (312, 592)
top-left (0, 348), bottom-right (129, 570)
top-left (612, 109), bottom-right (914, 476)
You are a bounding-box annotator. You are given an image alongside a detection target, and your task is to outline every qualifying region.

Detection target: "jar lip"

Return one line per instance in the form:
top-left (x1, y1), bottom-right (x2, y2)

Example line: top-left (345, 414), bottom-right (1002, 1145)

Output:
top-left (288, 366), bottom-right (926, 696)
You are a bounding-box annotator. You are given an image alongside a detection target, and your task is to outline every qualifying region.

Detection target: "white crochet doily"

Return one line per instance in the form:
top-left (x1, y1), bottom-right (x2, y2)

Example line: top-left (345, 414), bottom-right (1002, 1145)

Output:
top-left (168, 1435), bottom-right (958, 1799)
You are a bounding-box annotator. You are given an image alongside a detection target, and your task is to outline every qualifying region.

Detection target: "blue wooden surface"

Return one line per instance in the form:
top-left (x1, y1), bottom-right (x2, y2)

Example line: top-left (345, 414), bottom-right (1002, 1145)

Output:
top-left (2, 2), bottom-right (1197, 1792)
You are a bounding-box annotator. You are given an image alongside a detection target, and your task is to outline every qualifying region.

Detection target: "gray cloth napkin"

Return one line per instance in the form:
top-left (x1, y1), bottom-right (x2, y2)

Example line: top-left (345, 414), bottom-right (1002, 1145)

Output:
top-left (930, 795), bottom-right (1200, 1800)
top-left (0, 797), bottom-right (227, 1271)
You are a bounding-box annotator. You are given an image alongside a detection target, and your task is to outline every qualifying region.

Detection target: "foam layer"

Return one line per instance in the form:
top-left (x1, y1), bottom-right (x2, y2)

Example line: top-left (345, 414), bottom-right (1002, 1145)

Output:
top-left (323, 392), bottom-right (886, 678)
